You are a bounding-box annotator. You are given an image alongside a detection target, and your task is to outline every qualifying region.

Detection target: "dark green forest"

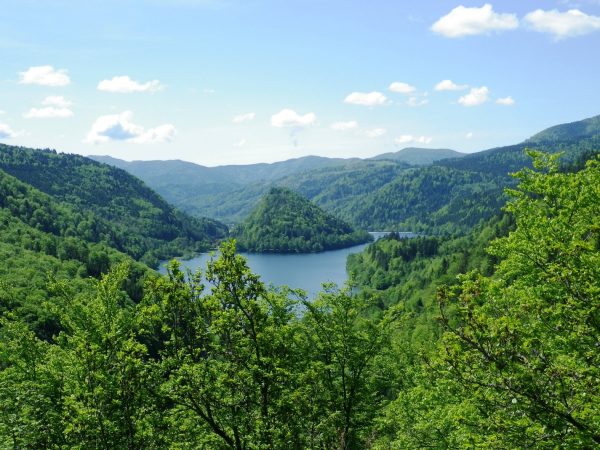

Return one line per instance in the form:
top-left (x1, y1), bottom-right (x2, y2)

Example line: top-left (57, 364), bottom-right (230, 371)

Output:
top-left (0, 115), bottom-right (599, 448)
top-left (233, 187), bottom-right (372, 253)
top-left (96, 114), bottom-right (600, 234)
top-left (1, 150), bottom-right (598, 448)
top-left (0, 145), bottom-right (227, 267)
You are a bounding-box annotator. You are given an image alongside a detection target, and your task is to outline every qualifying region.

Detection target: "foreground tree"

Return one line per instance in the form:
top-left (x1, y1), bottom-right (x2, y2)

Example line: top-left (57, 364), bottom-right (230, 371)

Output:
top-left (435, 153), bottom-right (600, 447)
top-left (374, 152), bottom-right (600, 448)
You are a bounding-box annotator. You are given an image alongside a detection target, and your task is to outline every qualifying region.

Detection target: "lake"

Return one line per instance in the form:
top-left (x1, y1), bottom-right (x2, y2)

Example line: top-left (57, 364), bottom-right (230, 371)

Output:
top-left (159, 232), bottom-right (413, 297)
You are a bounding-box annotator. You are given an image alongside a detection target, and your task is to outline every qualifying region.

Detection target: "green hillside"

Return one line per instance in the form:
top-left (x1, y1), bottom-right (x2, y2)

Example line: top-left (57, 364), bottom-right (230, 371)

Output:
top-left (93, 115), bottom-right (600, 236)
top-left (233, 187), bottom-right (372, 252)
top-left (0, 145), bottom-right (228, 266)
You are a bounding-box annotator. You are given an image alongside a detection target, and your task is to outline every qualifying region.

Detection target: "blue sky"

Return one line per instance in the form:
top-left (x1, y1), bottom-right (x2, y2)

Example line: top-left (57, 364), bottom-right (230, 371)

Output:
top-left (1, 0), bottom-right (599, 166)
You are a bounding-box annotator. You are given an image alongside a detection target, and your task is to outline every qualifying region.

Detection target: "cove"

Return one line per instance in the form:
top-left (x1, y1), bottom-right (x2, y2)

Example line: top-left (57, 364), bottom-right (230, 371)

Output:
top-left (159, 232), bottom-right (413, 297)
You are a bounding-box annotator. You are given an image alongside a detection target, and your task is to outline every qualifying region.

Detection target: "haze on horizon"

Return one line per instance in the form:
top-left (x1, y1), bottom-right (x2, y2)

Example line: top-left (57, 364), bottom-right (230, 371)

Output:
top-left (1, 0), bottom-right (599, 166)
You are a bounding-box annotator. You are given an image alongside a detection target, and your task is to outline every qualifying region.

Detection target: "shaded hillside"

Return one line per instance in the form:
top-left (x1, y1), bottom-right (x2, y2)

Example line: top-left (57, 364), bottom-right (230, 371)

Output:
top-left (369, 147), bottom-right (464, 165)
top-left (92, 114), bottom-right (600, 235)
top-left (527, 114), bottom-right (600, 143)
top-left (0, 145), bottom-right (228, 266)
top-left (233, 187), bottom-right (371, 253)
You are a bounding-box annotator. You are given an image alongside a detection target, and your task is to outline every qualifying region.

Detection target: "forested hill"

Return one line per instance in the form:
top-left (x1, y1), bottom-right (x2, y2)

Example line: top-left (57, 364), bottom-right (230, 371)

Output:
top-left (92, 115), bottom-right (600, 235)
top-left (233, 187), bottom-right (372, 253)
top-left (0, 144), bottom-right (228, 266)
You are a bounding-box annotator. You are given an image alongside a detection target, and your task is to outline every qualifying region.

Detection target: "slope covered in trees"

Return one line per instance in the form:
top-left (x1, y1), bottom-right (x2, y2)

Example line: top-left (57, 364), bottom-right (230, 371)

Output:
top-left (1, 150), bottom-right (598, 448)
top-left (233, 187), bottom-right (372, 252)
top-left (94, 115), bottom-right (600, 237)
top-left (0, 145), bottom-right (228, 266)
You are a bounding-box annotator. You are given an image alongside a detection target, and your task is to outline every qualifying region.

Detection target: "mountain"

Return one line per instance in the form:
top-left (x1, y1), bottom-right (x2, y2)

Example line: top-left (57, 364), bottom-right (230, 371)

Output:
top-left (526, 114), bottom-right (600, 143)
top-left (233, 187), bottom-right (372, 253)
top-left (92, 114), bottom-right (600, 234)
top-left (0, 144), bottom-right (228, 266)
top-left (369, 147), bottom-right (465, 165)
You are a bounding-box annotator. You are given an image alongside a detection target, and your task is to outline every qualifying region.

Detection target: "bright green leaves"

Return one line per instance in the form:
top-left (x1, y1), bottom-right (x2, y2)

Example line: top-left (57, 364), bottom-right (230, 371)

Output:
top-left (434, 153), bottom-right (600, 447)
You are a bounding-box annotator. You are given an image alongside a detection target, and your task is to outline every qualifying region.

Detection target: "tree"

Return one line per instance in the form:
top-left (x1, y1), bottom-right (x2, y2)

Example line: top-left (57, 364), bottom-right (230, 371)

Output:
top-left (434, 152), bottom-right (600, 447)
top-left (302, 285), bottom-right (387, 449)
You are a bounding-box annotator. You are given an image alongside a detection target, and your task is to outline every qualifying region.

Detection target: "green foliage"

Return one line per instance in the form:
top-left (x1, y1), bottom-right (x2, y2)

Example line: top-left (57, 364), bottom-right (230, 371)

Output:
top-left (377, 152), bottom-right (600, 448)
top-left (233, 187), bottom-right (372, 253)
top-left (99, 115), bottom-right (600, 236)
top-left (0, 144), bottom-right (228, 266)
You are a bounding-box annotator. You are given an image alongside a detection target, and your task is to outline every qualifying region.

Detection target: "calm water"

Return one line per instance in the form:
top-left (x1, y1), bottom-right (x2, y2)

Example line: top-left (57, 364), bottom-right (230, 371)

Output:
top-left (159, 232), bottom-right (412, 297)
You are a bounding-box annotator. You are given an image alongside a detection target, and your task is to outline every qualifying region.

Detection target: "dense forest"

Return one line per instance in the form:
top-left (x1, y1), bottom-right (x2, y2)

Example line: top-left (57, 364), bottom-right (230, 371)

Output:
top-left (233, 186), bottom-right (371, 252)
top-left (1, 148), bottom-right (598, 448)
top-left (95, 114), bottom-right (600, 234)
top-left (0, 145), bottom-right (227, 266)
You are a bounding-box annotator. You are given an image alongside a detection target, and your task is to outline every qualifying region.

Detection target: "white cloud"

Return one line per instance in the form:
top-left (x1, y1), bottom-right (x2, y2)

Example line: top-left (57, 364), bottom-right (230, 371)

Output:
top-left (458, 86), bottom-right (490, 106)
top-left (232, 112), bottom-right (256, 123)
top-left (85, 111), bottom-right (176, 144)
top-left (389, 81), bottom-right (416, 94)
top-left (24, 107), bottom-right (73, 119)
top-left (330, 120), bottom-right (358, 131)
top-left (407, 96), bottom-right (429, 107)
top-left (432, 4), bottom-right (519, 38)
top-left (270, 109), bottom-right (316, 128)
top-left (0, 123), bottom-right (18, 139)
top-left (466, 131), bottom-right (474, 139)
top-left (343, 91), bottom-right (387, 106)
top-left (434, 79), bottom-right (468, 91)
top-left (524, 8), bottom-right (600, 39)
top-left (364, 128), bottom-right (387, 138)
top-left (234, 138), bottom-right (246, 147)
top-left (496, 96), bottom-right (515, 105)
top-left (19, 65), bottom-right (70, 86)
top-left (395, 135), bottom-right (433, 145)
top-left (97, 75), bottom-right (163, 93)
top-left (42, 96), bottom-right (72, 107)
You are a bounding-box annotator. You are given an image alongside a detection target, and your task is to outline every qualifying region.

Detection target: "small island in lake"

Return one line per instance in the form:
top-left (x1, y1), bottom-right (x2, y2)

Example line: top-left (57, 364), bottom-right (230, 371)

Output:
top-left (232, 187), bottom-right (372, 253)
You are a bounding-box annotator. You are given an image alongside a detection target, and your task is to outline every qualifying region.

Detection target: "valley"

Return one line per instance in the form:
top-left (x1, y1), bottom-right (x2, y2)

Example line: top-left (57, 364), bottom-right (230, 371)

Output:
top-left (1, 0), bottom-right (599, 443)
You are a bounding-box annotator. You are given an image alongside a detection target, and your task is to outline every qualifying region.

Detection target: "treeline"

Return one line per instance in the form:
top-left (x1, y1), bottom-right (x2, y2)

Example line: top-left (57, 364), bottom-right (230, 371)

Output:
top-left (0, 145), bottom-right (228, 266)
top-left (1, 152), bottom-right (599, 448)
top-left (234, 187), bottom-right (371, 253)
top-left (0, 242), bottom-right (387, 449)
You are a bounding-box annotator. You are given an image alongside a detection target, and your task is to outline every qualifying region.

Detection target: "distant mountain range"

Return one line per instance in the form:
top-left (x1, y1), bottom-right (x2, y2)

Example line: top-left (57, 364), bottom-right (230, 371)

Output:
top-left (94, 114), bottom-right (600, 233)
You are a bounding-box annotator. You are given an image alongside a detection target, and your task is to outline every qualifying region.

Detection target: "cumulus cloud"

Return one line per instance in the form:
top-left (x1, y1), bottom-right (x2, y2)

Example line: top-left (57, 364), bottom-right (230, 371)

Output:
top-left (524, 8), bottom-right (600, 38)
top-left (97, 75), bottom-right (164, 93)
top-left (395, 135), bottom-right (433, 145)
top-left (458, 86), bottom-right (490, 106)
top-left (85, 111), bottom-right (176, 144)
top-left (364, 128), bottom-right (387, 138)
top-left (330, 120), bottom-right (358, 131)
top-left (42, 96), bottom-right (72, 107)
top-left (432, 4), bottom-right (518, 38)
top-left (232, 112), bottom-right (256, 123)
top-left (389, 82), bottom-right (416, 94)
top-left (270, 109), bottom-right (316, 128)
top-left (0, 123), bottom-right (18, 139)
top-left (344, 91), bottom-right (387, 106)
top-left (496, 96), bottom-right (515, 105)
top-left (24, 107), bottom-right (73, 119)
top-left (434, 79), bottom-right (468, 91)
top-left (24, 96), bottom-right (74, 119)
top-left (19, 65), bottom-right (70, 86)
